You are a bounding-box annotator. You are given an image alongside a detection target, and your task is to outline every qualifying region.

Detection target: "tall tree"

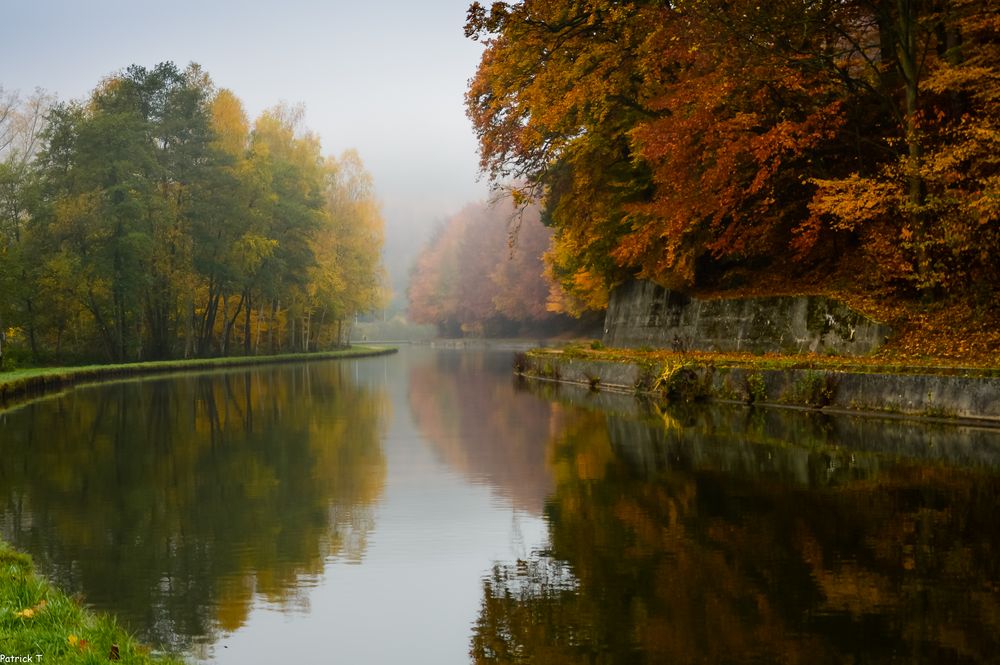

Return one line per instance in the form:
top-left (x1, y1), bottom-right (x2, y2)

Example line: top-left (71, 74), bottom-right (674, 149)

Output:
top-left (466, 0), bottom-right (658, 311)
top-left (0, 88), bottom-right (53, 365)
top-left (35, 63), bottom-right (217, 361)
top-left (246, 105), bottom-right (325, 353)
top-left (466, 0), bottom-right (1000, 308)
top-left (309, 149), bottom-right (386, 348)
top-left (1, 62), bottom-right (387, 364)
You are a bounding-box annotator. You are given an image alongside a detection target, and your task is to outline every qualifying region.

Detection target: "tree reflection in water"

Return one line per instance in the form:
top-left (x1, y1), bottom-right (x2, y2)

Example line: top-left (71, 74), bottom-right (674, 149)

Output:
top-left (473, 393), bottom-right (1000, 664)
top-left (0, 362), bottom-right (387, 650)
top-left (408, 351), bottom-right (555, 513)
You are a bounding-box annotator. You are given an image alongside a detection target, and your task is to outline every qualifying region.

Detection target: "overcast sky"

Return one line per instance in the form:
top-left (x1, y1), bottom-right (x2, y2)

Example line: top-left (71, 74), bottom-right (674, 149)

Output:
top-left (2, 0), bottom-right (492, 300)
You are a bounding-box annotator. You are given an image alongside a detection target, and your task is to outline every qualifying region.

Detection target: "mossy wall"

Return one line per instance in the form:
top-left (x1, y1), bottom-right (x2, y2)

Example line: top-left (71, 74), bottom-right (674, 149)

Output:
top-left (519, 355), bottom-right (1000, 423)
top-left (603, 280), bottom-right (890, 355)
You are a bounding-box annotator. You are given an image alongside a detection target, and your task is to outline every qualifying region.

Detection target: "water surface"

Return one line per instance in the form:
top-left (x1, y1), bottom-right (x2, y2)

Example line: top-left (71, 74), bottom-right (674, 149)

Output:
top-left (2, 347), bottom-right (999, 663)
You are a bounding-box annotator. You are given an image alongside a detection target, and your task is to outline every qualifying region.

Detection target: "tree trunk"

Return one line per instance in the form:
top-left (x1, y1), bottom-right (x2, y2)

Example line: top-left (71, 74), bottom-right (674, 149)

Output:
top-left (244, 290), bottom-right (253, 356)
top-left (301, 312), bottom-right (306, 352)
top-left (185, 299), bottom-right (195, 359)
top-left (229, 294), bottom-right (245, 355)
top-left (254, 301), bottom-right (265, 354)
top-left (198, 280), bottom-right (221, 356)
top-left (221, 292), bottom-right (245, 357)
top-left (220, 292), bottom-right (229, 356)
top-left (87, 288), bottom-right (117, 362)
top-left (268, 299), bottom-right (278, 354)
top-left (25, 297), bottom-right (38, 362)
top-left (893, 0), bottom-right (923, 207)
top-left (317, 307), bottom-right (327, 350)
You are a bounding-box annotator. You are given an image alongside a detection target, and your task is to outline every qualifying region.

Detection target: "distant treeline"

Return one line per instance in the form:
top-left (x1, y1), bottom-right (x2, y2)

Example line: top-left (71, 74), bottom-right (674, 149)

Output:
top-left (0, 62), bottom-right (384, 366)
top-left (407, 199), bottom-right (586, 337)
top-left (466, 0), bottom-right (999, 312)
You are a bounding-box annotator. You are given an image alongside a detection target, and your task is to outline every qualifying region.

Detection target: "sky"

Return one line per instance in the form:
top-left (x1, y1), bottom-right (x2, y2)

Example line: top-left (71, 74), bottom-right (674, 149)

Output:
top-left (1, 0), bottom-right (492, 305)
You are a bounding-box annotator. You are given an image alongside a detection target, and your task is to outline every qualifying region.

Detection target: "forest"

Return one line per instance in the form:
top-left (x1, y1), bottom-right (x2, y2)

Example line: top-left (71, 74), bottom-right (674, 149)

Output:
top-left (0, 62), bottom-right (384, 366)
top-left (463, 0), bottom-right (999, 356)
top-left (407, 198), bottom-right (591, 336)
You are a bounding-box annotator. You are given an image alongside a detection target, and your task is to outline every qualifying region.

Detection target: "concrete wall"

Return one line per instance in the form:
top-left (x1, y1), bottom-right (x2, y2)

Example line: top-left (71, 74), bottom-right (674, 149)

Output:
top-left (603, 280), bottom-right (890, 355)
top-left (520, 354), bottom-right (1000, 424)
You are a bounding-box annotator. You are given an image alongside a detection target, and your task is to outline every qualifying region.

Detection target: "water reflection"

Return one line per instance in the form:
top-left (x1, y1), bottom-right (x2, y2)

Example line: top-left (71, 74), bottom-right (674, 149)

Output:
top-left (407, 351), bottom-right (554, 513)
top-left (2, 350), bottom-right (999, 664)
top-left (474, 384), bottom-right (1000, 664)
top-left (0, 362), bottom-right (387, 650)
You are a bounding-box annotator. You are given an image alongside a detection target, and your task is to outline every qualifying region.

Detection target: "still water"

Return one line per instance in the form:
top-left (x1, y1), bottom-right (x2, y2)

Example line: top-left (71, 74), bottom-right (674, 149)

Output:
top-left (2, 347), bottom-right (1000, 663)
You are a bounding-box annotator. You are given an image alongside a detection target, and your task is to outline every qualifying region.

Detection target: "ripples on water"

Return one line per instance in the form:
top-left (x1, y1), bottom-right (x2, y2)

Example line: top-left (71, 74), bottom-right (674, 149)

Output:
top-left (1, 347), bottom-right (999, 664)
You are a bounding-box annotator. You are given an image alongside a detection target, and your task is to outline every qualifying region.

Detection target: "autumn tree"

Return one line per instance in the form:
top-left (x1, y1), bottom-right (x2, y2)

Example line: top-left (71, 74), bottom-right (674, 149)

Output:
top-left (408, 219), bottom-right (464, 336)
top-left (466, 0), bottom-right (660, 312)
top-left (407, 198), bottom-right (564, 336)
top-left (806, 0), bottom-right (1000, 291)
top-left (187, 87), bottom-right (262, 357)
top-left (310, 149), bottom-right (387, 348)
top-left (1, 62), bottom-right (386, 364)
top-left (29, 64), bottom-right (216, 361)
top-left (466, 0), bottom-right (1000, 316)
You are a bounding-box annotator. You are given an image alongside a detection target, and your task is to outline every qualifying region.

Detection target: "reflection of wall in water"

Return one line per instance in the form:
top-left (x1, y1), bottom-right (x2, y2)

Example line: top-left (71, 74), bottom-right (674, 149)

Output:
top-left (524, 380), bottom-right (1000, 476)
top-left (475, 384), bottom-right (1000, 665)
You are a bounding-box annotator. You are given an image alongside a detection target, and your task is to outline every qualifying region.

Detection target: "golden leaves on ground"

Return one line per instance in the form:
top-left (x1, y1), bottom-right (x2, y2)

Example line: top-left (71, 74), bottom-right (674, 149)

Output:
top-left (14, 599), bottom-right (46, 619)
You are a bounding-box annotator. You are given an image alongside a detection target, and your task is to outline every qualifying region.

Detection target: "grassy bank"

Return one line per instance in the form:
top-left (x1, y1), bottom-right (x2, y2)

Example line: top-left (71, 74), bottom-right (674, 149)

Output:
top-left (536, 344), bottom-right (1000, 378)
top-left (520, 346), bottom-right (1000, 423)
top-left (0, 542), bottom-right (185, 664)
top-left (0, 346), bottom-right (397, 405)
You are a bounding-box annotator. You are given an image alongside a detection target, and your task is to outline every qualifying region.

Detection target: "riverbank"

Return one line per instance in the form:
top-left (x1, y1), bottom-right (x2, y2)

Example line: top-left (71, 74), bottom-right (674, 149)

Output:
top-left (1, 541), bottom-right (185, 664)
top-left (518, 347), bottom-right (1000, 424)
top-left (0, 346), bottom-right (397, 406)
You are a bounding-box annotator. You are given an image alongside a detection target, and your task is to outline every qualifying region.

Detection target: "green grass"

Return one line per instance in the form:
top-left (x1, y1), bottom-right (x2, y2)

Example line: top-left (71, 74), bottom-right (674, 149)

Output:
top-left (0, 346), bottom-right (396, 404)
top-left (530, 346), bottom-right (1000, 379)
top-left (0, 542), bottom-right (185, 664)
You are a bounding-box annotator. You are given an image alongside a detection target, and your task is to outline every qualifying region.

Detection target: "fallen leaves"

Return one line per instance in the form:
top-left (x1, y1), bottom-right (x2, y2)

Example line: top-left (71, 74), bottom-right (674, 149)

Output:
top-left (68, 634), bottom-right (90, 650)
top-left (14, 599), bottom-right (46, 619)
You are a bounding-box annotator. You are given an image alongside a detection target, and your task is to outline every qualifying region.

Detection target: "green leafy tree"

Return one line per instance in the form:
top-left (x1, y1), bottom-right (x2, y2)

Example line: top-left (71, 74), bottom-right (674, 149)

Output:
top-left (1, 62), bottom-right (387, 364)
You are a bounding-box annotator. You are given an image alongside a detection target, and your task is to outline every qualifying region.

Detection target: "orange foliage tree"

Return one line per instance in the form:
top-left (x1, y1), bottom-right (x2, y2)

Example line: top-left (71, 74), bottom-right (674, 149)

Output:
top-left (466, 0), bottom-right (1000, 308)
top-left (407, 198), bottom-right (565, 336)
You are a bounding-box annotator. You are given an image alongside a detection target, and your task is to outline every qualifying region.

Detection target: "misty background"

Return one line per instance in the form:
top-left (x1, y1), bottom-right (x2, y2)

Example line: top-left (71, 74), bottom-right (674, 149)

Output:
top-left (2, 0), bottom-right (491, 312)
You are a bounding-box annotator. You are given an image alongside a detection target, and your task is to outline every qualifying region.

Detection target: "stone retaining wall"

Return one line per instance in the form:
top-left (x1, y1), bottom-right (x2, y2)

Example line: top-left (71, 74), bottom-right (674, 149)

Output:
top-left (520, 354), bottom-right (1000, 423)
top-left (603, 280), bottom-right (890, 355)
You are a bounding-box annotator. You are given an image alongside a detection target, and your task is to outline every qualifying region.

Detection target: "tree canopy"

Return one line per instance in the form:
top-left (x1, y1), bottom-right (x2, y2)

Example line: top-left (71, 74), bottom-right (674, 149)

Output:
top-left (0, 62), bottom-right (385, 366)
top-left (407, 198), bottom-right (571, 336)
top-left (466, 0), bottom-right (1000, 315)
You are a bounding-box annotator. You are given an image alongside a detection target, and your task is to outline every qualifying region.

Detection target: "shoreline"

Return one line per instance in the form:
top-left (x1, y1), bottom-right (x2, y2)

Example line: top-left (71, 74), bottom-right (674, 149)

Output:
top-left (518, 348), bottom-right (1000, 425)
top-left (0, 346), bottom-right (397, 408)
top-left (0, 541), bottom-right (186, 664)
top-left (0, 346), bottom-right (396, 662)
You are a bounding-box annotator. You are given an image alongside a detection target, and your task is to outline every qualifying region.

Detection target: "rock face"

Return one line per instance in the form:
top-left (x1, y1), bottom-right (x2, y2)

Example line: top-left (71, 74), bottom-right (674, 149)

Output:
top-left (603, 280), bottom-right (890, 355)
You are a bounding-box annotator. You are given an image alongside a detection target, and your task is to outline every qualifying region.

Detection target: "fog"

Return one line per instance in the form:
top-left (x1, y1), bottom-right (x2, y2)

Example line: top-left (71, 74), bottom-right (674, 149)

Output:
top-left (2, 0), bottom-right (491, 309)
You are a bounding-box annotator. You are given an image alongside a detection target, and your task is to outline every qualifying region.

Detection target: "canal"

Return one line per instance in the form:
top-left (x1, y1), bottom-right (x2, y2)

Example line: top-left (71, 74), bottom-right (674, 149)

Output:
top-left (2, 347), bottom-right (1000, 663)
